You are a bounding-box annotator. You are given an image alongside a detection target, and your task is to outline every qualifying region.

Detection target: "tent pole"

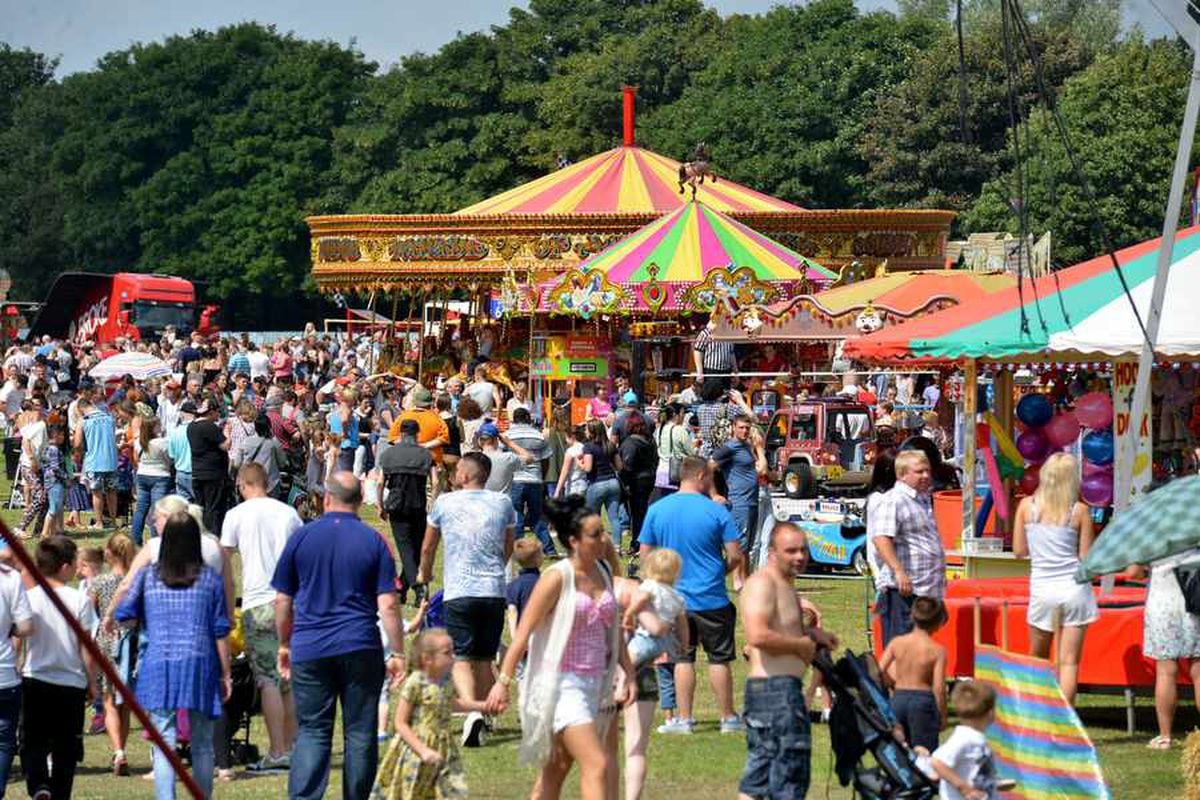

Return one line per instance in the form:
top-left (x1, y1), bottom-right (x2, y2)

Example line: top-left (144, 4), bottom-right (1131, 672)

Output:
top-left (961, 358), bottom-right (978, 543)
top-left (1121, 38), bottom-right (1200, 511)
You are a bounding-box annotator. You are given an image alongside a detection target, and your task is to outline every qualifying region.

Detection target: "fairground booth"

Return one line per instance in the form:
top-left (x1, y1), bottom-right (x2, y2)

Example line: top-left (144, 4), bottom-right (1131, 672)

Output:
top-left (306, 89), bottom-right (955, 419)
top-left (844, 227), bottom-right (1200, 720)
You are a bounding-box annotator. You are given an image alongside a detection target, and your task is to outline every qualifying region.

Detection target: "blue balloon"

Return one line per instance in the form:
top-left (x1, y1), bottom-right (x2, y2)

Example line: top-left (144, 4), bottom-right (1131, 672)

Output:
top-left (1016, 393), bottom-right (1053, 427)
top-left (1082, 430), bottom-right (1115, 466)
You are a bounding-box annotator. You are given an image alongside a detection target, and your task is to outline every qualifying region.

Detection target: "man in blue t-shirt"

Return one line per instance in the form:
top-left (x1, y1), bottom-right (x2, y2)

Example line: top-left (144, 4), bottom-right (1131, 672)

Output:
top-left (272, 472), bottom-right (406, 800)
top-left (711, 413), bottom-right (764, 588)
top-left (640, 455), bottom-right (743, 735)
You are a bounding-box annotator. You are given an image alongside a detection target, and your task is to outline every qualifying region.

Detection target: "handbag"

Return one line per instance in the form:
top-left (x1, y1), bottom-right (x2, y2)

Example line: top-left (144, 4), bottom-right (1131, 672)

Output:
top-left (659, 424), bottom-right (682, 486)
top-left (1176, 566), bottom-right (1200, 615)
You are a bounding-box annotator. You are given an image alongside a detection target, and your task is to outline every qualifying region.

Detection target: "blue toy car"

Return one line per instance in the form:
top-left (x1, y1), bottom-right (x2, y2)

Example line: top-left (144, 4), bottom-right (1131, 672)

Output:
top-left (770, 496), bottom-right (869, 575)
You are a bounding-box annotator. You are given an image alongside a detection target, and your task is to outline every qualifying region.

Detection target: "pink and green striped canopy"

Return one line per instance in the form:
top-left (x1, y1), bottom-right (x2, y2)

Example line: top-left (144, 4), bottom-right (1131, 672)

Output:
top-left (540, 201), bottom-right (833, 314)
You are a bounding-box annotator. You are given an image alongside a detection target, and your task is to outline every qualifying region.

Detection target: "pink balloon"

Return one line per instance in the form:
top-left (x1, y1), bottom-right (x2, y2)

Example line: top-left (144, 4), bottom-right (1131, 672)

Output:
top-left (1044, 411), bottom-right (1081, 448)
top-left (1082, 461), bottom-right (1113, 478)
top-left (1019, 463), bottom-right (1041, 494)
top-left (1075, 392), bottom-right (1114, 430)
top-left (1081, 471), bottom-right (1114, 507)
top-left (1017, 429), bottom-right (1051, 463)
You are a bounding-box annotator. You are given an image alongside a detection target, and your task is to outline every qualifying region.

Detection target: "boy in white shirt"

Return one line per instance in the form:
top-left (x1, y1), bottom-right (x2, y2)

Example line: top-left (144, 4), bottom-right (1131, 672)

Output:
top-left (931, 681), bottom-right (999, 800)
top-left (21, 536), bottom-right (98, 800)
top-left (0, 554), bottom-right (32, 790)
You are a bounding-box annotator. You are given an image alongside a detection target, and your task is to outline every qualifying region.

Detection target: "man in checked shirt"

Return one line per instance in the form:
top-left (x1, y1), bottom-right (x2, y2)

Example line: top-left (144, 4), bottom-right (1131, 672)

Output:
top-left (870, 449), bottom-right (945, 647)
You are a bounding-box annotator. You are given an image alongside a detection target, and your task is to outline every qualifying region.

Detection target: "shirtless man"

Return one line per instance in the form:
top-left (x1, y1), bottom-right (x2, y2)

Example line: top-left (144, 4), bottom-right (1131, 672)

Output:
top-left (738, 521), bottom-right (838, 800)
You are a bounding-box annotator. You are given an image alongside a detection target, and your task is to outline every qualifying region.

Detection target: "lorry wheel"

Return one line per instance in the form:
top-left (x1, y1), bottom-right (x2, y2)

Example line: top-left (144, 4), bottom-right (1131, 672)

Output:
top-left (851, 547), bottom-right (870, 576)
top-left (783, 462), bottom-right (815, 499)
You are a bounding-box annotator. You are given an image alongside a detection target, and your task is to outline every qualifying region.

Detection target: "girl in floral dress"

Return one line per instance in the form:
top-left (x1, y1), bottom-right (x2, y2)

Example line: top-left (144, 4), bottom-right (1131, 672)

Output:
top-left (374, 629), bottom-right (487, 800)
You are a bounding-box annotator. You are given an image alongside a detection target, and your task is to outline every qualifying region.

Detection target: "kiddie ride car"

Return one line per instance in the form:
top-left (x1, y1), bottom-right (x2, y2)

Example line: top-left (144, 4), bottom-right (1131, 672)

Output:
top-left (764, 398), bottom-right (877, 500)
top-left (771, 496), bottom-right (869, 575)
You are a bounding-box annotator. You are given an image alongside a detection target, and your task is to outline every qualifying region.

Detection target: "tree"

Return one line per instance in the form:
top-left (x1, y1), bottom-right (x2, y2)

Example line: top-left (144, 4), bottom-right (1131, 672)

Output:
top-left (0, 25), bottom-right (372, 325)
top-left (641, 0), bottom-right (942, 208)
top-left (0, 44), bottom-right (56, 130)
top-left (964, 36), bottom-right (1194, 265)
top-left (858, 11), bottom-right (1102, 214)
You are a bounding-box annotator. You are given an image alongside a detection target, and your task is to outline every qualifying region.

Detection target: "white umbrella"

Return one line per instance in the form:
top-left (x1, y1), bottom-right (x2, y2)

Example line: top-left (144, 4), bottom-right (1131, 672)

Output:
top-left (89, 352), bottom-right (173, 381)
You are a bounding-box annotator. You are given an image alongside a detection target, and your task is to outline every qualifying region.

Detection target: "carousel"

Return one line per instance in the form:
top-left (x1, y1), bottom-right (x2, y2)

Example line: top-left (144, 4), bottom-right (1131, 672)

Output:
top-left (307, 88), bottom-right (956, 401)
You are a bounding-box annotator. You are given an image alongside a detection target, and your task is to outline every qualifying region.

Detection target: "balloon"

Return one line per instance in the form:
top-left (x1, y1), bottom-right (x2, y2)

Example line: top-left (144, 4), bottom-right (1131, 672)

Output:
top-left (1081, 471), bottom-right (1114, 506)
top-left (1044, 411), bottom-right (1081, 448)
top-left (1016, 393), bottom-right (1054, 427)
top-left (1019, 463), bottom-right (1042, 494)
top-left (1075, 392), bottom-right (1114, 430)
top-left (1016, 429), bottom-right (1051, 463)
top-left (1082, 460), bottom-right (1113, 479)
top-left (1082, 430), bottom-right (1115, 466)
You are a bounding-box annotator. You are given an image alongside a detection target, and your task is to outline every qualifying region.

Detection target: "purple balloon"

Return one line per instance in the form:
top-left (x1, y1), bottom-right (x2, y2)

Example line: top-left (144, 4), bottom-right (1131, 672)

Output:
top-left (1044, 411), bottom-right (1081, 448)
top-left (1017, 429), bottom-right (1051, 463)
top-left (1075, 391), bottom-right (1114, 430)
top-left (1081, 471), bottom-right (1114, 507)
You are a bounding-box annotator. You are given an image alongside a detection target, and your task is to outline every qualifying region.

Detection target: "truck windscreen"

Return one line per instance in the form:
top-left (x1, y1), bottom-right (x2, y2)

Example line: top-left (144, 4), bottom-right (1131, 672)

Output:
top-left (132, 301), bottom-right (194, 335)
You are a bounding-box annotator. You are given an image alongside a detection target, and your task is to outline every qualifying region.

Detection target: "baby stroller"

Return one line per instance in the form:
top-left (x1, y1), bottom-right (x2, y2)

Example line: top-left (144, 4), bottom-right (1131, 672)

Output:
top-left (811, 649), bottom-right (937, 800)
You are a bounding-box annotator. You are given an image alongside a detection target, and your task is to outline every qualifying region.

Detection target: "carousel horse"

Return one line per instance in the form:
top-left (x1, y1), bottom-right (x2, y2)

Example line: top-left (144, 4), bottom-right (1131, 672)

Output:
top-left (678, 142), bottom-right (717, 196)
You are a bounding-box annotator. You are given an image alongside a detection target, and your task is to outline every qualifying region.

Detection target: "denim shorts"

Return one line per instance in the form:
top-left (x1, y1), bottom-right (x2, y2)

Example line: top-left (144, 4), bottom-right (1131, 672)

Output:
top-left (739, 675), bottom-right (811, 799)
top-left (875, 588), bottom-right (915, 648)
top-left (891, 688), bottom-right (940, 751)
top-left (730, 504), bottom-right (759, 553)
top-left (45, 482), bottom-right (65, 515)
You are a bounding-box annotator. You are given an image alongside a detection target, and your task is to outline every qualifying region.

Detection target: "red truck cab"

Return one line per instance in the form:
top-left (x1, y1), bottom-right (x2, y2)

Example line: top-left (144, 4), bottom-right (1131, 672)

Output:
top-left (28, 272), bottom-right (196, 345)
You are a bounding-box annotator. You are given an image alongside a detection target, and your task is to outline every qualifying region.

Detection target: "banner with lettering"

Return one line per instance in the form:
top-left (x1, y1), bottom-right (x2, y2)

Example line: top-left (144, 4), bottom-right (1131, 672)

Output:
top-left (1112, 359), bottom-right (1152, 509)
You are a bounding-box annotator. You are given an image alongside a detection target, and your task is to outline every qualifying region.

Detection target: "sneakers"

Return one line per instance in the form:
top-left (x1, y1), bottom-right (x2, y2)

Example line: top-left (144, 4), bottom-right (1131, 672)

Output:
top-left (462, 711), bottom-right (486, 748)
top-left (89, 713), bottom-right (106, 735)
top-left (656, 717), bottom-right (695, 735)
top-left (247, 752), bottom-right (290, 773)
top-left (719, 715), bottom-right (746, 734)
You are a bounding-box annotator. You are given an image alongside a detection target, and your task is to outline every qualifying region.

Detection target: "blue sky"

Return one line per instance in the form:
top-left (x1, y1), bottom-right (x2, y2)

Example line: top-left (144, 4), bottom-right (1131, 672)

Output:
top-left (0, 0), bottom-right (1175, 77)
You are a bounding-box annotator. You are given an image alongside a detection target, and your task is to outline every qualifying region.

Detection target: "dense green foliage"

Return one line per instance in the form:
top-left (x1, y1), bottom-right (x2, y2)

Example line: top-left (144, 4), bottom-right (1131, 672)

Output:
top-left (0, 0), bottom-right (1187, 320)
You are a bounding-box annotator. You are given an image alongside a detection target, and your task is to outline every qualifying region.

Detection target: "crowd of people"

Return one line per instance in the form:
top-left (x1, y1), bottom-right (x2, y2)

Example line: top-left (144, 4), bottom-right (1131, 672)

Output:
top-left (0, 327), bottom-right (1028, 800)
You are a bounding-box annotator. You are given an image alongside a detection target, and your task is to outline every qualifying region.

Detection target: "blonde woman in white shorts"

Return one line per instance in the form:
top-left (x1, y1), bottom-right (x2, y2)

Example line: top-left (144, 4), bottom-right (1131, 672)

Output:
top-left (1013, 452), bottom-right (1097, 705)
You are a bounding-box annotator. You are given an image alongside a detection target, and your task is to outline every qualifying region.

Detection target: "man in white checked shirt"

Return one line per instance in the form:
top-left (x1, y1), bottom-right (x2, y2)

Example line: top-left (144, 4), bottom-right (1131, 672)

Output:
top-left (870, 449), bottom-right (945, 647)
top-left (692, 310), bottom-right (738, 381)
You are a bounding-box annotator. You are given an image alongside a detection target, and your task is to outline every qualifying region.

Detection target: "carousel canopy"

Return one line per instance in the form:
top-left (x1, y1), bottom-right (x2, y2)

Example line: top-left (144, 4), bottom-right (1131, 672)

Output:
top-left (539, 200), bottom-right (835, 317)
top-left (708, 269), bottom-right (1016, 342)
top-left (844, 227), bottom-right (1200, 363)
top-left (456, 147), bottom-right (803, 216)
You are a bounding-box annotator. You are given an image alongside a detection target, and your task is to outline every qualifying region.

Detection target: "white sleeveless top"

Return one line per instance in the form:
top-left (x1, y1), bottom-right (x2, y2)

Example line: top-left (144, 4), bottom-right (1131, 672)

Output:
top-left (1026, 500), bottom-right (1081, 584)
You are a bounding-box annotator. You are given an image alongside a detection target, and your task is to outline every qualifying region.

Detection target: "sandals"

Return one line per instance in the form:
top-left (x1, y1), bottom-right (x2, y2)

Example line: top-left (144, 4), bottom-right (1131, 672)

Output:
top-left (1147, 735), bottom-right (1173, 750)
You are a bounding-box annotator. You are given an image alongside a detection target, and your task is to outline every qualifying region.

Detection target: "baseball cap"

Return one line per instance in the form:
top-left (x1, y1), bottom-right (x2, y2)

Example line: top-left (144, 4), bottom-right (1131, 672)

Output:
top-left (412, 386), bottom-right (433, 408)
top-left (478, 421), bottom-right (500, 440)
top-left (621, 390), bottom-right (638, 406)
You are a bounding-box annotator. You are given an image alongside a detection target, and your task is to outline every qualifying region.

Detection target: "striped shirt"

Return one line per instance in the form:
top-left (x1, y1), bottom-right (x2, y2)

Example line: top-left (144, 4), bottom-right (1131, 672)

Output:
top-left (693, 326), bottom-right (736, 373)
top-left (869, 482), bottom-right (945, 599)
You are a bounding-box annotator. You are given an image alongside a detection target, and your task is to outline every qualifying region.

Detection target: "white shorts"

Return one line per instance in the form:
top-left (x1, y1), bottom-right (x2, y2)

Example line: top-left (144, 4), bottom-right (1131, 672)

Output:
top-left (552, 672), bottom-right (603, 733)
top-left (1028, 581), bottom-right (1100, 632)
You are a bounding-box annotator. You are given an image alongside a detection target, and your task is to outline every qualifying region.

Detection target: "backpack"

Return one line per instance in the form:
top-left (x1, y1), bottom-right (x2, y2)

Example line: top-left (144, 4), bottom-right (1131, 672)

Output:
top-left (705, 404), bottom-right (733, 455)
top-left (1176, 567), bottom-right (1200, 615)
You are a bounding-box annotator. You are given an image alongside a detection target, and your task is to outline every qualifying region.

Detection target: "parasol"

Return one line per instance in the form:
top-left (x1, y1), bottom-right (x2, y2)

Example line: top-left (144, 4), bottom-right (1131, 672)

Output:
top-left (456, 147), bottom-right (802, 216)
top-left (89, 352), bottom-right (173, 382)
top-left (539, 200), bottom-right (835, 317)
top-left (844, 227), bottom-right (1200, 362)
top-left (1076, 474), bottom-right (1200, 580)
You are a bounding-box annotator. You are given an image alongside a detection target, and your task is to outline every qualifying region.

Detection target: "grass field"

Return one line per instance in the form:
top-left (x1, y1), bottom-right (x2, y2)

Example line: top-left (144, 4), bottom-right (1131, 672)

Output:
top-left (0, 481), bottom-right (1191, 798)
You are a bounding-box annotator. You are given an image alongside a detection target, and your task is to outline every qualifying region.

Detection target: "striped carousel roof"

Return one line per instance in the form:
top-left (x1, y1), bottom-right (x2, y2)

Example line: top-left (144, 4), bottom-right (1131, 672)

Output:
top-left (455, 146), bottom-right (803, 216)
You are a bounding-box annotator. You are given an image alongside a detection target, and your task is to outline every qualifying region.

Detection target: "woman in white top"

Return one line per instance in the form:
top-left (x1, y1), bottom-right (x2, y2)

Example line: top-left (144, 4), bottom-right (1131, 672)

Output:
top-left (554, 424), bottom-right (591, 499)
top-left (651, 402), bottom-right (695, 501)
top-left (131, 417), bottom-right (175, 546)
top-left (1012, 452), bottom-right (1096, 704)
